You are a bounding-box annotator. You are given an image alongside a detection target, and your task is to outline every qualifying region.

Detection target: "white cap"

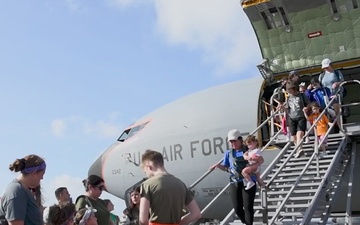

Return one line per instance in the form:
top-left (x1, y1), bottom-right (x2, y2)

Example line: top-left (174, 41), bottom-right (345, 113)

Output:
top-left (227, 129), bottom-right (241, 141)
top-left (321, 58), bottom-right (331, 69)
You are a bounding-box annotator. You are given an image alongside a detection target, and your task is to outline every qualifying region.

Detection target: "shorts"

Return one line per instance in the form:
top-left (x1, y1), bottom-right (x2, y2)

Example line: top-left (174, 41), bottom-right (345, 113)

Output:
top-left (289, 117), bottom-right (307, 136)
top-left (319, 135), bottom-right (328, 146)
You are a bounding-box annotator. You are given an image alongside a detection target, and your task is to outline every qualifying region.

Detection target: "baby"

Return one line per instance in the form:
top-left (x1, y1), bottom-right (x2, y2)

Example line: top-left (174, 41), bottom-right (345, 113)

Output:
top-left (242, 135), bottom-right (265, 190)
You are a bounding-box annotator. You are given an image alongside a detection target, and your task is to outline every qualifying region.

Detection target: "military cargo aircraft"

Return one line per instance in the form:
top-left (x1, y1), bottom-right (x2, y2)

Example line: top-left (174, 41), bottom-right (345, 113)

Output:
top-left (90, 0), bottom-right (360, 223)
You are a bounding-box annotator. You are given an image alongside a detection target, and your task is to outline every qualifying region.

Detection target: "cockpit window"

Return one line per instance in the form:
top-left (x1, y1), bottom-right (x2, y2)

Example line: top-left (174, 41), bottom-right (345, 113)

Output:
top-left (117, 121), bottom-right (149, 142)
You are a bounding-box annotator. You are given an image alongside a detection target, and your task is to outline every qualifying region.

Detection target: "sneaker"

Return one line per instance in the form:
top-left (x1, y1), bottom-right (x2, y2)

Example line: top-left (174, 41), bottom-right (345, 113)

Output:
top-left (294, 150), bottom-right (304, 158)
top-left (245, 180), bottom-right (255, 190)
top-left (304, 137), bottom-right (310, 144)
top-left (318, 151), bottom-right (327, 159)
top-left (243, 179), bottom-right (248, 186)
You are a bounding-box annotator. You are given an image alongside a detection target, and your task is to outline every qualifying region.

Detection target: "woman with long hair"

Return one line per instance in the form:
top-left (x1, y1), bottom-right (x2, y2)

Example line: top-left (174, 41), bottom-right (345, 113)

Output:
top-left (120, 186), bottom-right (140, 225)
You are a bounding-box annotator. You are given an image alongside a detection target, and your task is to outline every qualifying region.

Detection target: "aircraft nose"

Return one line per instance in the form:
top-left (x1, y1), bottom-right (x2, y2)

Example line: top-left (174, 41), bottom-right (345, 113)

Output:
top-left (88, 155), bottom-right (103, 179)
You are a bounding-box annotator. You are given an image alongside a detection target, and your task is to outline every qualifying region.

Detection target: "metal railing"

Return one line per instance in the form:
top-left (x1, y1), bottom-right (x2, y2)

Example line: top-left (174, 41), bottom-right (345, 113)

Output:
top-left (189, 80), bottom-right (360, 224)
top-left (339, 80), bottom-right (360, 128)
top-left (196, 127), bottom-right (287, 218)
top-left (261, 79), bottom-right (360, 224)
top-left (188, 105), bottom-right (286, 219)
top-left (270, 88), bottom-right (287, 137)
top-left (189, 104), bottom-right (284, 190)
top-left (265, 114), bottom-right (343, 224)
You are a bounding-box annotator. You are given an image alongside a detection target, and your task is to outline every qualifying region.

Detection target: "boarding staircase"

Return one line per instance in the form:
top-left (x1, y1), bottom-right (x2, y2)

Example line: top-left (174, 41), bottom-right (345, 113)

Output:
top-left (252, 133), bottom-right (349, 225)
top-left (190, 80), bottom-right (360, 225)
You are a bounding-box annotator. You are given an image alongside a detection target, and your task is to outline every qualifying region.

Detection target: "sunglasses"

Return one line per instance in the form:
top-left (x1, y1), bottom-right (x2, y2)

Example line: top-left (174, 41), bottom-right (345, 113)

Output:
top-left (96, 185), bottom-right (105, 191)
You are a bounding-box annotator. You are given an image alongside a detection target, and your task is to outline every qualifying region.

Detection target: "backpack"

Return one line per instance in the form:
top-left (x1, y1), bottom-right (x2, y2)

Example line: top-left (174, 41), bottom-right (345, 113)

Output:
top-left (319, 69), bottom-right (347, 97)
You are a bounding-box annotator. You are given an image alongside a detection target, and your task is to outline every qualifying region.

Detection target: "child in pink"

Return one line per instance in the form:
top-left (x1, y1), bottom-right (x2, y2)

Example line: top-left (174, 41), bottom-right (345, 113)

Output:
top-left (242, 135), bottom-right (265, 190)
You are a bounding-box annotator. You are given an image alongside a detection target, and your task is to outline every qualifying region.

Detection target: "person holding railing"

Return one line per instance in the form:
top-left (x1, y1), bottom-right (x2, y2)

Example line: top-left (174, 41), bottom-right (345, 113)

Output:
top-left (284, 82), bottom-right (310, 158)
top-left (304, 102), bottom-right (331, 158)
top-left (209, 129), bottom-right (259, 225)
top-left (319, 58), bottom-right (346, 132)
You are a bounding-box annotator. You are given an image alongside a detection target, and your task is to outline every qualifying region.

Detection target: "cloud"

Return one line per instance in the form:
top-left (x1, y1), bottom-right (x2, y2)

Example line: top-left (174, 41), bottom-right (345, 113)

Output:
top-left (109, 0), bottom-right (261, 76)
top-left (153, 0), bottom-right (261, 76)
top-left (51, 119), bottom-right (67, 138)
top-left (50, 113), bottom-right (123, 139)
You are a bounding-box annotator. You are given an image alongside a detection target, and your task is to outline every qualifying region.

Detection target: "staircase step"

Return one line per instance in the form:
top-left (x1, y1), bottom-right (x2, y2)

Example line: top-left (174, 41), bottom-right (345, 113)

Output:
top-left (267, 170), bottom-right (327, 179)
top-left (277, 159), bottom-right (332, 166)
top-left (271, 164), bottom-right (330, 172)
top-left (269, 182), bottom-right (324, 189)
top-left (254, 211), bottom-right (304, 218)
top-left (254, 203), bottom-right (311, 210)
top-left (264, 176), bottom-right (322, 184)
top-left (254, 195), bottom-right (314, 203)
top-left (223, 133), bottom-right (346, 225)
top-left (262, 188), bottom-right (318, 196)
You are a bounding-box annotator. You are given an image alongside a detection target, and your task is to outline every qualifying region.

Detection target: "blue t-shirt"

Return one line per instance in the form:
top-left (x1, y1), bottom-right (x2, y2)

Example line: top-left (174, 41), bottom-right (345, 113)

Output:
top-left (320, 70), bottom-right (344, 95)
top-left (221, 148), bottom-right (256, 183)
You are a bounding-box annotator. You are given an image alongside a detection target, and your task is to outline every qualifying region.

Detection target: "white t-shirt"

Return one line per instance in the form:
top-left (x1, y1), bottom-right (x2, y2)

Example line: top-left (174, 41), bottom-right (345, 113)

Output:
top-left (248, 148), bottom-right (262, 165)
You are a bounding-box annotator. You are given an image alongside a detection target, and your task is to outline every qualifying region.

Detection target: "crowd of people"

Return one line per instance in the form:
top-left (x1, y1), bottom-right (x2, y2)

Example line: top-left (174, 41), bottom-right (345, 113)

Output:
top-left (0, 58), bottom-right (347, 225)
top-left (0, 151), bottom-right (202, 225)
top-left (274, 58), bottom-right (346, 158)
top-left (0, 154), bottom-right (122, 225)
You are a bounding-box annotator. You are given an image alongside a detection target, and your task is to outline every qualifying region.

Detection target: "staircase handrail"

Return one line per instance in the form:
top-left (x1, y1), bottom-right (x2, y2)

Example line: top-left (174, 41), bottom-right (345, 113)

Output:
top-left (301, 136), bottom-right (348, 224)
top-left (249, 105), bottom-right (283, 136)
top-left (259, 139), bottom-right (292, 224)
top-left (269, 88), bottom-right (286, 137)
top-left (265, 93), bottom-right (340, 187)
top-left (188, 106), bottom-right (283, 190)
top-left (188, 158), bottom-right (222, 190)
top-left (200, 183), bottom-right (231, 215)
top-left (267, 112), bottom-right (341, 224)
top-left (338, 80), bottom-right (360, 128)
top-left (199, 127), bottom-right (287, 218)
top-left (260, 132), bottom-right (293, 180)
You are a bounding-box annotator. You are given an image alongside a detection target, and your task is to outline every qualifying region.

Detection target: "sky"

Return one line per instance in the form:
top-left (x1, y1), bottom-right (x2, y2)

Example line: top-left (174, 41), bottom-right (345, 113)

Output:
top-left (0, 0), bottom-right (262, 216)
